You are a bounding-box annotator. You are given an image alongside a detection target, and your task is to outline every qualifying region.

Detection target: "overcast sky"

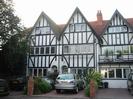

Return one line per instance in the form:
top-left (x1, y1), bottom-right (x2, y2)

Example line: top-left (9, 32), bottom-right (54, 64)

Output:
top-left (13, 0), bottom-right (133, 27)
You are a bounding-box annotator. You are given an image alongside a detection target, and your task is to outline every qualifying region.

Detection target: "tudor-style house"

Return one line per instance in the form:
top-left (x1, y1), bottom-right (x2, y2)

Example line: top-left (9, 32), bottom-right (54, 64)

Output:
top-left (27, 7), bottom-right (133, 88)
top-left (27, 12), bottom-right (60, 77)
top-left (59, 8), bottom-right (99, 75)
top-left (27, 7), bottom-right (99, 77)
top-left (97, 10), bottom-right (133, 88)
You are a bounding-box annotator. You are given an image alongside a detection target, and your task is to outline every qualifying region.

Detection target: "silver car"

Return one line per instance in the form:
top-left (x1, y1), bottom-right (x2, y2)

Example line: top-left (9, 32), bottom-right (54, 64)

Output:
top-left (55, 74), bottom-right (84, 93)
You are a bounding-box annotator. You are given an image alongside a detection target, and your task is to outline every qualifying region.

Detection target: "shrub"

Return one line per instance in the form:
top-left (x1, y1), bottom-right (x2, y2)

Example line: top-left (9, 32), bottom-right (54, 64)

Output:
top-left (34, 77), bottom-right (41, 94)
top-left (84, 69), bottom-right (102, 87)
top-left (33, 77), bottom-right (52, 94)
top-left (38, 80), bottom-right (52, 93)
top-left (85, 85), bottom-right (90, 97)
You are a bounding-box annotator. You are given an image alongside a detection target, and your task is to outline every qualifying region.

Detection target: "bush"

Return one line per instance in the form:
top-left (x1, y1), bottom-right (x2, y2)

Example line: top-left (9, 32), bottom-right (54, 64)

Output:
top-left (85, 85), bottom-right (90, 97)
top-left (33, 77), bottom-right (52, 95)
top-left (34, 77), bottom-right (41, 94)
top-left (84, 69), bottom-right (102, 87)
top-left (38, 80), bottom-right (52, 93)
top-left (84, 69), bottom-right (102, 97)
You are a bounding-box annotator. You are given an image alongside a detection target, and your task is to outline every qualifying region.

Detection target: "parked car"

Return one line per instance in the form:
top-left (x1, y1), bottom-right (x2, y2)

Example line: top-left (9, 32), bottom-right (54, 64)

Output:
top-left (0, 79), bottom-right (9, 96)
top-left (127, 72), bottom-right (133, 95)
top-left (42, 77), bottom-right (55, 89)
top-left (9, 76), bottom-right (26, 91)
top-left (55, 73), bottom-right (84, 93)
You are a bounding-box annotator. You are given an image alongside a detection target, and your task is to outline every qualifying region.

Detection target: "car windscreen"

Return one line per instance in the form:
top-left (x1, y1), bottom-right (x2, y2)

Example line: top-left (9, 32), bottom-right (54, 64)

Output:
top-left (57, 74), bottom-right (74, 80)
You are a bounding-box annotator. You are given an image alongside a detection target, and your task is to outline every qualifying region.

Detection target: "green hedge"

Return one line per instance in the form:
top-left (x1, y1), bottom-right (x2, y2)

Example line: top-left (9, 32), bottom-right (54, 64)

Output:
top-left (23, 77), bottom-right (52, 95)
top-left (34, 77), bottom-right (52, 94)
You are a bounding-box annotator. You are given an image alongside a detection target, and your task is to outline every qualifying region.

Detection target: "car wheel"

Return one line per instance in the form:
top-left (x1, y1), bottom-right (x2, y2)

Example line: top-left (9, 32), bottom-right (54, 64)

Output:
top-left (56, 89), bottom-right (61, 94)
top-left (74, 86), bottom-right (79, 94)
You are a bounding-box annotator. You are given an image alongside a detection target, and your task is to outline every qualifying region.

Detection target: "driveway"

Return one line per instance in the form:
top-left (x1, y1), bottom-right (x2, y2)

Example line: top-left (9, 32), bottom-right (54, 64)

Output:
top-left (38, 90), bottom-right (88, 99)
top-left (96, 88), bottom-right (133, 99)
top-left (1, 89), bottom-right (133, 99)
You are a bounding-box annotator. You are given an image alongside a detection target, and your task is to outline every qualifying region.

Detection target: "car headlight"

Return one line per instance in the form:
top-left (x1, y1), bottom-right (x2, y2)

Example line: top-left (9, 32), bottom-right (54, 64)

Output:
top-left (70, 81), bottom-right (76, 85)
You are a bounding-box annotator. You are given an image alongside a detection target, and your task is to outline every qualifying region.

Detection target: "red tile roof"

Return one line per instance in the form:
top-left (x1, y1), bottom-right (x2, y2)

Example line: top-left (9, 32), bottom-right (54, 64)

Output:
top-left (89, 20), bottom-right (108, 36)
top-left (58, 18), bottom-right (133, 37)
top-left (127, 18), bottom-right (133, 27)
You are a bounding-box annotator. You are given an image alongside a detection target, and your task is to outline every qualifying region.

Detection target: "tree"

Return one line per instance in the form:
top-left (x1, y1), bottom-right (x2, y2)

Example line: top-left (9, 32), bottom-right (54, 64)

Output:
top-left (0, 0), bottom-right (22, 46)
top-left (1, 33), bottom-right (28, 75)
top-left (0, 0), bottom-right (27, 76)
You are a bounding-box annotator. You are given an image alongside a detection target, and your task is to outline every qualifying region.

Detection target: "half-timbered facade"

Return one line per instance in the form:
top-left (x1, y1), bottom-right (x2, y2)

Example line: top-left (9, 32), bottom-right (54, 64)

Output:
top-left (27, 12), bottom-right (60, 77)
top-left (59, 8), bottom-right (99, 75)
top-left (99, 10), bottom-right (133, 88)
top-left (27, 7), bottom-right (133, 88)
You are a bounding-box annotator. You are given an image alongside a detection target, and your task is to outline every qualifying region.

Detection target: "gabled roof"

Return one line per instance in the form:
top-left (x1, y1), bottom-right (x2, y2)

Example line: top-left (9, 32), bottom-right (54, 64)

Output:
top-left (59, 7), bottom-right (101, 40)
top-left (30, 12), bottom-right (61, 40)
top-left (99, 9), bottom-right (133, 36)
top-left (89, 20), bottom-right (108, 36)
top-left (28, 9), bottom-right (133, 41)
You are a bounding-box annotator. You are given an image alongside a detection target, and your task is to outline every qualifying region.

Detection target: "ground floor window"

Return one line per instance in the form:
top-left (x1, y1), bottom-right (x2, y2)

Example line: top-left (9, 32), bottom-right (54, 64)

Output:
top-left (70, 68), bottom-right (87, 78)
top-left (116, 69), bottom-right (122, 78)
top-left (109, 69), bottom-right (115, 78)
top-left (101, 68), bottom-right (130, 79)
top-left (28, 68), bottom-right (47, 77)
top-left (52, 65), bottom-right (57, 72)
top-left (62, 65), bottom-right (68, 74)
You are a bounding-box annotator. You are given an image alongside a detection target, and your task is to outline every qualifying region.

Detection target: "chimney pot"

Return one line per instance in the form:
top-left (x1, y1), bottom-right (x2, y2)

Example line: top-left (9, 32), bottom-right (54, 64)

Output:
top-left (97, 10), bottom-right (103, 25)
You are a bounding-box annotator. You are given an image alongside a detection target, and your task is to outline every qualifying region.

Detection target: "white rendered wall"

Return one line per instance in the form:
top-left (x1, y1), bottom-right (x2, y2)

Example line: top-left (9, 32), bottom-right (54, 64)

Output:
top-left (102, 79), bottom-right (127, 88)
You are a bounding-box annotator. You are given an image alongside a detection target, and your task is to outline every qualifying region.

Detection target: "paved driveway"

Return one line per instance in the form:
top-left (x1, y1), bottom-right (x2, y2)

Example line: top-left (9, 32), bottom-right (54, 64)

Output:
top-left (39, 90), bottom-right (88, 99)
top-left (1, 88), bottom-right (133, 99)
top-left (96, 88), bottom-right (133, 99)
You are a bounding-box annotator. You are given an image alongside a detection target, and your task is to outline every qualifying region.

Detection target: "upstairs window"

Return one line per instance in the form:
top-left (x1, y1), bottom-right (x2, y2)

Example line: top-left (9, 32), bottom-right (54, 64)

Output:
top-left (69, 24), bottom-right (74, 32)
top-left (75, 24), bottom-right (86, 32)
top-left (108, 26), bottom-right (127, 33)
top-left (51, 46), bottom-right (56, 54)
top-left (35, 47), bottom-right (39, 54)
top-left (45, 46), bottom-right (55, 54)
top-left (40, 47), bottom-right (44, 54)
top-left (33, 46), bottom-right (56, 55)
top-left (63, 45), bottom-right (69, 53)
top-left (44, 27), bottom-right (51, 34)
top-left (30, 48), bottom-right (34, 54)
top-left (35, 28), bottom-right (41, 34)
top-left (46, 47), bottom-right (49, 54)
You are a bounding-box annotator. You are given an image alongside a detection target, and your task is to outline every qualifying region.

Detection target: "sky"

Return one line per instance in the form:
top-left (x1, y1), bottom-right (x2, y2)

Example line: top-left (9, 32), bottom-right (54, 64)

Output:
top-left (13, 0), bottom-right (133, 28)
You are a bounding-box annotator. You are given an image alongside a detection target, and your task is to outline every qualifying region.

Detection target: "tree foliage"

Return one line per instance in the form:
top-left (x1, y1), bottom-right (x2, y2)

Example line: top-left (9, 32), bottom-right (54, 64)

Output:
top-left (1, 33), bottom-right (28, 75)
top-left (0, 0), bottom-right (28, 76)
top-left (0, 0), bottom-right (22, 45)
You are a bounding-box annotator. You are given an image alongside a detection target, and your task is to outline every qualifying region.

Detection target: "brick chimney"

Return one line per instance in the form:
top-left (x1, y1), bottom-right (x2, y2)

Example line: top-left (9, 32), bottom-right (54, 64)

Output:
top-left (97, 10), bottom-right (103, 25)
